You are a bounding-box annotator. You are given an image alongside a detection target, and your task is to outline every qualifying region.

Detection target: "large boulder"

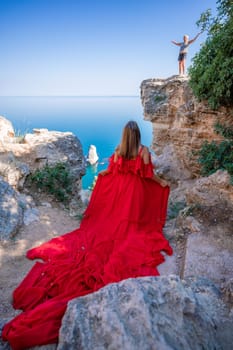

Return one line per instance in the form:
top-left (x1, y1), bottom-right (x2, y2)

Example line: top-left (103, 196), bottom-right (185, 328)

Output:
top-left (185, 169), bottom-right (233, 206)
top-left (58, 275), bottom-right (233, 350)
top-left (23, 129), bottom-right (85, 176)
top-left (23, 129), bottom-right (86, 214)
top-left (0, 121), bottom-right (86, 214)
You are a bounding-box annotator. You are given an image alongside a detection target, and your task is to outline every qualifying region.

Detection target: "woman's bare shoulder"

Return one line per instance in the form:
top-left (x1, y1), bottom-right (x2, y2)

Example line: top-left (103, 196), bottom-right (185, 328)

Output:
top-left (140, 145), bottom-right (150, 164)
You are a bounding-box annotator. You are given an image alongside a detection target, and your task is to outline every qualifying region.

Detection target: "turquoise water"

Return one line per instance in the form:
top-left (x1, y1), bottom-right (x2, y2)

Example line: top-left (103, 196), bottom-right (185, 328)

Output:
top-left (0, 96), bottom-right (152, 188)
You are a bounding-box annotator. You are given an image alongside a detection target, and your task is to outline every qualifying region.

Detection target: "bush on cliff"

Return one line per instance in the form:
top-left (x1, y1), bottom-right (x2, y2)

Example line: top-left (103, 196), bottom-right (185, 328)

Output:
top-left (29, 162), bottom-right (73, 202)
top-left (189, 0), bottom-right (233, 109)
top-left (198, 122), bottom-right (233, 183)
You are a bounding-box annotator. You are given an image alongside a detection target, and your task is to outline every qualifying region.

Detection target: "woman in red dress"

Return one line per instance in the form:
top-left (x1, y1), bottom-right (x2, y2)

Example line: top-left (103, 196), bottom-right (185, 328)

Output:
top-left (2, 121), bottom-right (173, 350)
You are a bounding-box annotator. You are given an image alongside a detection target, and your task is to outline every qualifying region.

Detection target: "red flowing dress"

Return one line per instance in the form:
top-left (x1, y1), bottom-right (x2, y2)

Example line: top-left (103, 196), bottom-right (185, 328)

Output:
top-left (2, 151), bottom-right (173, 350)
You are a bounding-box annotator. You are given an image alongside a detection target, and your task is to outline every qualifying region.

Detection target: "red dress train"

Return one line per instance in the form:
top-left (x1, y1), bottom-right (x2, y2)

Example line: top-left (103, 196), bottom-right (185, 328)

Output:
top-left (2, 153), bottom-right (173, 350)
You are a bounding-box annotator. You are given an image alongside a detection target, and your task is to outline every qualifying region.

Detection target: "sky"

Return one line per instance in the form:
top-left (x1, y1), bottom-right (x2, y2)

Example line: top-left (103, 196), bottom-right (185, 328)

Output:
top-left (1, 0), bottom-right (217, 96)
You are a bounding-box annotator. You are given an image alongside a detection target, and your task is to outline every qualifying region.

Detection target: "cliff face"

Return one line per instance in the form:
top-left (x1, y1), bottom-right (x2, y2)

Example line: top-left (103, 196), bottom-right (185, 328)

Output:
top-left (140, 75), bottom-right (233, 297)
top-left (140, 76), bottom-right (230, 182)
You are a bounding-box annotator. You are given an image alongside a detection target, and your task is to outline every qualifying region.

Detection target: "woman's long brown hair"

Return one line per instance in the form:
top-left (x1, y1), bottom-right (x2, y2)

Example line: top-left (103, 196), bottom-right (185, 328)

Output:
top-left (119, 121), bottom-right (141, 159)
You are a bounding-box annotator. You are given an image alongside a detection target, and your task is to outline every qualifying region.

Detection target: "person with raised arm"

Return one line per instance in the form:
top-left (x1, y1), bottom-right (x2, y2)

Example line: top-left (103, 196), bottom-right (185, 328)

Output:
top-left (171, 32), bottom-right (202, 75)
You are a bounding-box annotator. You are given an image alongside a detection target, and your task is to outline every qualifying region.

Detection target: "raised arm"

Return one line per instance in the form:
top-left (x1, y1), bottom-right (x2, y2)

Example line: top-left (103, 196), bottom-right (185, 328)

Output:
top-left (171, 40), bottom-right (181, 46)
top-left (188, 32), bottom-right (202, 44)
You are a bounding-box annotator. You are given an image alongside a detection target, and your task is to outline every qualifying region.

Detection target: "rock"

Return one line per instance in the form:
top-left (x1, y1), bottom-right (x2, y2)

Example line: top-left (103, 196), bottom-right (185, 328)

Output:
top-left (184, 232), bottom-right (233, 287)
top-left (29, 345), bottom-right (57, 350)
top-left (153, 144), bottom-right (191, 182)
top-left (0, 122), bottom-right (86, 214)
top-left (185, 170), bottom-right (233, 206)
top-left (0, 116), bottom-right (15, 143)
top-left (87, 145), bottom-right (99, 165)
top-left (40, 202), bottom-right (52, 208)
top-left (0, 151), bottom-right (30, 189)
top-left (79, 189), bottom-right (92, 206)
top-left (221, 278), bottom-right (233, 304)
top-left (58, 276), bottom-right (233, 350)
top-left (23, 207), bottom-right (40, 225)
top-left (0, 176), bottom-right (23, 240)
top-left (140, 76), bottom-right (230, 183)
top-left (23, 129), bottom-right (86, 214)
top-left (177, 215), bottom-right (202, 234)
top-left (23, 129), bottom-right (85, 178)
top-left (157, 254), bottom-right (178, 276)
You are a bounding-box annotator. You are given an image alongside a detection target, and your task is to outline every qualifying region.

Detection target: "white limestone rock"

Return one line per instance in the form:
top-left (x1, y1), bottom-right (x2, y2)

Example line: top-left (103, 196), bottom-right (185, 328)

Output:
top-left (87, 145), bottom-right (99, 165)
top-left (58, 276), bottom-right (233, 350)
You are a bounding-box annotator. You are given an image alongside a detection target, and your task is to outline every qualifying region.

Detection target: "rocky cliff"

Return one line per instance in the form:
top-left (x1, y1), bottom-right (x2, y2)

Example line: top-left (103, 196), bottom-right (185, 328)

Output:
top-left (141, 74), bottom-right (233, 291)
top-left (140, 75), bottom-right (232, 183)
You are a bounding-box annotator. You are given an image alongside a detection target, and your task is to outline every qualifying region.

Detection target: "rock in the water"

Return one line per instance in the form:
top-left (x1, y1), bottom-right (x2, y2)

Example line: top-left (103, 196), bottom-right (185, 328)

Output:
top-left (58, 275), bottom-right (233, 350)
top-left (87, 145), bottom-right (99, 165)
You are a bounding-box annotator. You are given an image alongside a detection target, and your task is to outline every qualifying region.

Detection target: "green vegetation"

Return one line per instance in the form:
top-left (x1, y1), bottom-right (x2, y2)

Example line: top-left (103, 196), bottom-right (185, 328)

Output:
top-left (197, 123), bottom-right (233, 183)
top-left (29, 162), bottom-right (73, 202)
top-left (189, 0), bottom-right (233, 109)
top-left (214, 122), bottom-right (233, 139)
top-left (154, 94), bottom-right (166, 103)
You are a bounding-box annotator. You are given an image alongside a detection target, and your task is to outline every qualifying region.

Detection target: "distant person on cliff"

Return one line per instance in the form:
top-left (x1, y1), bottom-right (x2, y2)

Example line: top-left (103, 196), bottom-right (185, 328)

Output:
top-left (2, 121), bottom-right (173, 350)
top-left (171, 32), bottom-right (202, 76)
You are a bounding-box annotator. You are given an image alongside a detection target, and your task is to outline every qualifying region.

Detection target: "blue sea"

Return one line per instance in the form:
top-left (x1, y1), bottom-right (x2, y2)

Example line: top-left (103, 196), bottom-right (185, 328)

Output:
top-left (0, 96), bottom-right (152, 188)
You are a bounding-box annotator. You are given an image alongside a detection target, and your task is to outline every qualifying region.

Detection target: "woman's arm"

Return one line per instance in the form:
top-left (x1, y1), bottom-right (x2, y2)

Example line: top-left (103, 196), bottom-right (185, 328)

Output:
top-left (152, 173), bottom-right (169, 187)
top-left (141, 146), bottom-right (169, 187)
top-left (141, 145), bottom-right (150, 164)
top-left (188, 32), bottom-right (202, 44)
top-left (98, 169), bottom-right (109, 176)
top-left (171, 40), bottom-right (181, 46)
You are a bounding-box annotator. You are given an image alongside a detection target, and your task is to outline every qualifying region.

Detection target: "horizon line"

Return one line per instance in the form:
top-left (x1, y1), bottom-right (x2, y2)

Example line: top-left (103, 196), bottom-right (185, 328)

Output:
top-left (0, 95), bottom-right (140, 98)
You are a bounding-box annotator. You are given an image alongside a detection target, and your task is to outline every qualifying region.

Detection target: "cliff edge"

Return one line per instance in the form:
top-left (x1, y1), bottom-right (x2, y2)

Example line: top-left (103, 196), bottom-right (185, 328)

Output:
top-left (141, 75), bottom-right (233, 288)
